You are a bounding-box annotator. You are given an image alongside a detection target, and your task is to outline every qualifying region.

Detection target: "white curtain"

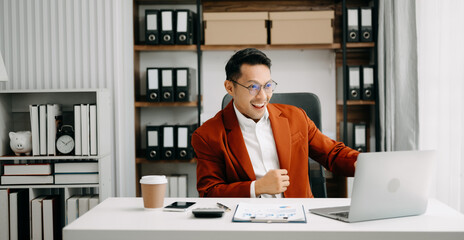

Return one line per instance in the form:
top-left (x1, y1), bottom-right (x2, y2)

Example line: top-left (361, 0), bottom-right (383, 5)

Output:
top-left (416, 0), bottom-right (464, 212)
top-left (379, 0), bottom-right (464, 212)
top-left (378, 0), bottom-right (419, 151)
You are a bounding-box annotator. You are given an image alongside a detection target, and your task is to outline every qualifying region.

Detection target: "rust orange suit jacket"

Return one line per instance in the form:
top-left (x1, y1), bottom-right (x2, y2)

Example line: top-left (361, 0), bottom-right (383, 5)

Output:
top-left (192, 101), bottom-right (359, 198)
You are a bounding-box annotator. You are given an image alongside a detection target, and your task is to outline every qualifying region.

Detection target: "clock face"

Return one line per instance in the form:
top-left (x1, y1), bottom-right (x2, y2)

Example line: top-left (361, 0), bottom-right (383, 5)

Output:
top-left (56, 135), bottom-right (75, 154)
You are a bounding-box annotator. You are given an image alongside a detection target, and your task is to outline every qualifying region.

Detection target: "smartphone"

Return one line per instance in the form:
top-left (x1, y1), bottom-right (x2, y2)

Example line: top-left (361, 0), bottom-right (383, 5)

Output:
top-left (163, 201), bottom-right (196, 212)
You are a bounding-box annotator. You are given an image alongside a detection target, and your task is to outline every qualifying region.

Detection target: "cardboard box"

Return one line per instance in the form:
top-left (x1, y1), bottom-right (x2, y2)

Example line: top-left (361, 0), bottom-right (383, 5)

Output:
top-left (203, 12), bottom-right (268, 45)
top-left (269, 11), bottom-right (334, 44)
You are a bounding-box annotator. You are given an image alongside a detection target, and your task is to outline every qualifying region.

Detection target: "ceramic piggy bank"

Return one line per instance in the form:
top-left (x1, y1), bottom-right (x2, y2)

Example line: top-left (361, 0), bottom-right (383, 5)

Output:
top-left (9, 131), bottom-right (32, 156)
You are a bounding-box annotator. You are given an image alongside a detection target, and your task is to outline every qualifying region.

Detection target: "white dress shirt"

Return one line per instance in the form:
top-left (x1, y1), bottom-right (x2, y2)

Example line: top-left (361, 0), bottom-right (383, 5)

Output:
top-left (233, 103), bottom-right (282, 198)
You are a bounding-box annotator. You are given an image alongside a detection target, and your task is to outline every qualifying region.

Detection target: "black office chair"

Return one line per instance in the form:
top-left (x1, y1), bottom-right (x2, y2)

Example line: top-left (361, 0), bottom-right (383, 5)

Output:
top-left (222, 92), bottom-right (328, 198)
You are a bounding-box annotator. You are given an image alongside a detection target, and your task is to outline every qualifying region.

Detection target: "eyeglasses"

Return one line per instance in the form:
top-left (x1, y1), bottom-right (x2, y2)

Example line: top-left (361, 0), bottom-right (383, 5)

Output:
top-left (229, 80), bottom-right (278, 96)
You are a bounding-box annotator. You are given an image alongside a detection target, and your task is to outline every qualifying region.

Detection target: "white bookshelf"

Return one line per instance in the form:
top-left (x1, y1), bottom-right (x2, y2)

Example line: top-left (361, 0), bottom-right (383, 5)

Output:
top-left (0, 89), bottom-right (113, 236)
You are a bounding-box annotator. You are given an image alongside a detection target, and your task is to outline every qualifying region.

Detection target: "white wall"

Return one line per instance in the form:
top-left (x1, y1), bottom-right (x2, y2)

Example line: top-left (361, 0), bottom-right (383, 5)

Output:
top-left (0, 0), bottom-right (116, 90)
top-left (202, 50), bottom-right (337, 136)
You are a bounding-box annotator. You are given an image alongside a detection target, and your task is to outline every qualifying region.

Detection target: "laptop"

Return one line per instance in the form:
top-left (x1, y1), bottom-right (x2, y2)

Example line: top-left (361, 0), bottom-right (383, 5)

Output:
top-left (309, 150), bottom-right (435, 223)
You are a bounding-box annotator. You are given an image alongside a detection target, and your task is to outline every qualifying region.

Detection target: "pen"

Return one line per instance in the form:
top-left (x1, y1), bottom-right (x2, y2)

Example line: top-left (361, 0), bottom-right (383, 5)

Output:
top-left (217, 202), bottom-right (231, 212)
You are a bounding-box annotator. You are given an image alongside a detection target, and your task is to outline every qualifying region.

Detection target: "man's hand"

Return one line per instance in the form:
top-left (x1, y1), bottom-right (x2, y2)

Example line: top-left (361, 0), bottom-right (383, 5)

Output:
top-left (255, 169), bottom-right (290, 196)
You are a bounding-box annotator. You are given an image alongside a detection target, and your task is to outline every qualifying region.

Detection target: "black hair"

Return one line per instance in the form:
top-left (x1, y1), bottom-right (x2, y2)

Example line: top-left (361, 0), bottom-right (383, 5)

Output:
top-left (225, 48), bottom-right (271, 82)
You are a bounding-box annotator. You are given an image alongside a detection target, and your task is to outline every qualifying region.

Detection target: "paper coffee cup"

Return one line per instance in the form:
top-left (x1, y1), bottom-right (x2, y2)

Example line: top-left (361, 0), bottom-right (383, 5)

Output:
top-left (140, 175), bottom-right (167, 209)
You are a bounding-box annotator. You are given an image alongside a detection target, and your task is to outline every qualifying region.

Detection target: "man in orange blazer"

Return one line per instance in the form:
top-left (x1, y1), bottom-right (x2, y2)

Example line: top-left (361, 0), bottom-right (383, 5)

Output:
top-left (192, 48), bottom-right (359, 198)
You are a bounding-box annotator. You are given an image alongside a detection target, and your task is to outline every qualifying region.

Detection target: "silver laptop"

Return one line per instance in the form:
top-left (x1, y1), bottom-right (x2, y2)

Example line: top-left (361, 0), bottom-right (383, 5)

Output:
top-left (310, 150), bottom-right (435, 223)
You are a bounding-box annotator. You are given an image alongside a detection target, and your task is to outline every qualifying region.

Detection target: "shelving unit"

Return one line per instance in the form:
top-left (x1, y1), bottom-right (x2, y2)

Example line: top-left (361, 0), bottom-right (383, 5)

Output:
top-left (0, 89), bottom-right (113, 237)
top-left (136, 158), bottom-right (197, 164)
top-left (134, 45), bottom-right (198, 51)
top-left (132, 0), bottom-right (202, 196)
top-left (331, 0), bottom-right (379, 197)
top-left (132, 0), bottom-right (379, 198)
top-left (134, 101), bottom-right (198, 107)
top-left (338, 0), bottom-right (379, 150)
top-left (0, 89), bottom-right (113, 199)
top-left (200, 42), bottom-right (374, 51)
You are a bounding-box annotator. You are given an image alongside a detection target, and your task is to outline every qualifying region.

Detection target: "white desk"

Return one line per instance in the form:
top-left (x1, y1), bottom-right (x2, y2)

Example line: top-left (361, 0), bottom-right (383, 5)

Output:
top-left (63, 198), bottom-right (464, 240)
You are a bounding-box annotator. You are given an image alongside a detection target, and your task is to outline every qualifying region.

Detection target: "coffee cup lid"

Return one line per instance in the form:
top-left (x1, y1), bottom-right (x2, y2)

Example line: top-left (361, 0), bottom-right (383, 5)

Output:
top-left (140, 175), bottom-right (167, 184)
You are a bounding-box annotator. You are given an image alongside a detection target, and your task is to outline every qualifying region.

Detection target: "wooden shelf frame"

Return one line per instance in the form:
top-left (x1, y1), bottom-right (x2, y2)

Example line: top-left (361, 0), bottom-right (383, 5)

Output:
top-left (134, 42), bottom-right (375, 52)
top-left (136, 157), bottom-right (197, 164)
top-left (134, 101), bottom-right (198, 108)
top-left (202, 44), bottom-right (341, 50)
top-left (336, 100), bottom-right (376, 106)
top-left (201, 43), bottom-right (374, 51)
top-left (134, 45), bottom-right (197, 51)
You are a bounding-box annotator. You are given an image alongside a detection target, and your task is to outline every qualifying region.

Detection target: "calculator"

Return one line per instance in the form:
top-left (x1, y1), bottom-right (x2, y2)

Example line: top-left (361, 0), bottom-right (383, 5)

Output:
top-left (192, 208), bottom-right (225, 218)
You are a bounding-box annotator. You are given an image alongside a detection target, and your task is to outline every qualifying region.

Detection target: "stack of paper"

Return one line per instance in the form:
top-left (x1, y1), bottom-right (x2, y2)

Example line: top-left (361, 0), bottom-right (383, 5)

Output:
top-left (233, 202), bottom-right (307, 223)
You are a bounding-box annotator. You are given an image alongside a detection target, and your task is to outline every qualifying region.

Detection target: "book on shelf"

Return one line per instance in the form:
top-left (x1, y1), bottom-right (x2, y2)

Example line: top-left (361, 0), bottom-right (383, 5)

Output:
top-left (165, 178), bottom-right (170, 197)
top-left (78, 195), bottom-right (91, 217)
top-left (1, 175), bottom-right (54, 185)
top-left (54, 162), bottom-right (98, 173)
top-left (54, 173), bottom-right (99, 184)
top-left (0, 189), bottom-right (9, 240)
top-left (65, 194), bottom-right (99, 225)
top-left (43, 195), bottom-right (62, 240)
top-left (66, 196), bottom-right (80, 225)
top-left (81, 104), bottom-right (90, 156)
top-left (47, 104), bottom-right (62, 156)
top-left (168, 175), bottom-right (178, 198)
top-left (89, 195), bottom-right (99, 210)
top-left (29, 104), bottom-right (40, 156)
top-left (178, 174), bottom-right (187, 198)
top-left (39, 104), bottom-right (47, 155)
top-left (9, 189), bottom-right (29, 240)
top-left (165, 175), bottom-right (188, 197)
top-left (31, 196), bottom-right (47, 240)
top-left (89, 104), bottom-right (98, 156)
top-left (3, 163), bottom-right (52, 175)
top-left (74, 105), bottom-right (82, 156)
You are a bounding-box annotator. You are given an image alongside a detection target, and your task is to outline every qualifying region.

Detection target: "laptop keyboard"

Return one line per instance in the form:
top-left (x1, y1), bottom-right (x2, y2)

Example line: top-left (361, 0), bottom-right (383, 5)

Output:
top-left (330, 211), bottom-right (349, 218)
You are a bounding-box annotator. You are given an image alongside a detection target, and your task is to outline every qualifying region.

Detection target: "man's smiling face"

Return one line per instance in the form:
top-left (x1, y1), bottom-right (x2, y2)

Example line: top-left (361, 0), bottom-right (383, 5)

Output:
top-left (225, 63), bottom-right (272, 122)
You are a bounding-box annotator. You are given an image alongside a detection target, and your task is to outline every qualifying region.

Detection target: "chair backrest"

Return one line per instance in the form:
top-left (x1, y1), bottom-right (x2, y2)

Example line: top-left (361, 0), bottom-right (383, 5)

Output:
top-left (221, 92), bottom-right (327, 198)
